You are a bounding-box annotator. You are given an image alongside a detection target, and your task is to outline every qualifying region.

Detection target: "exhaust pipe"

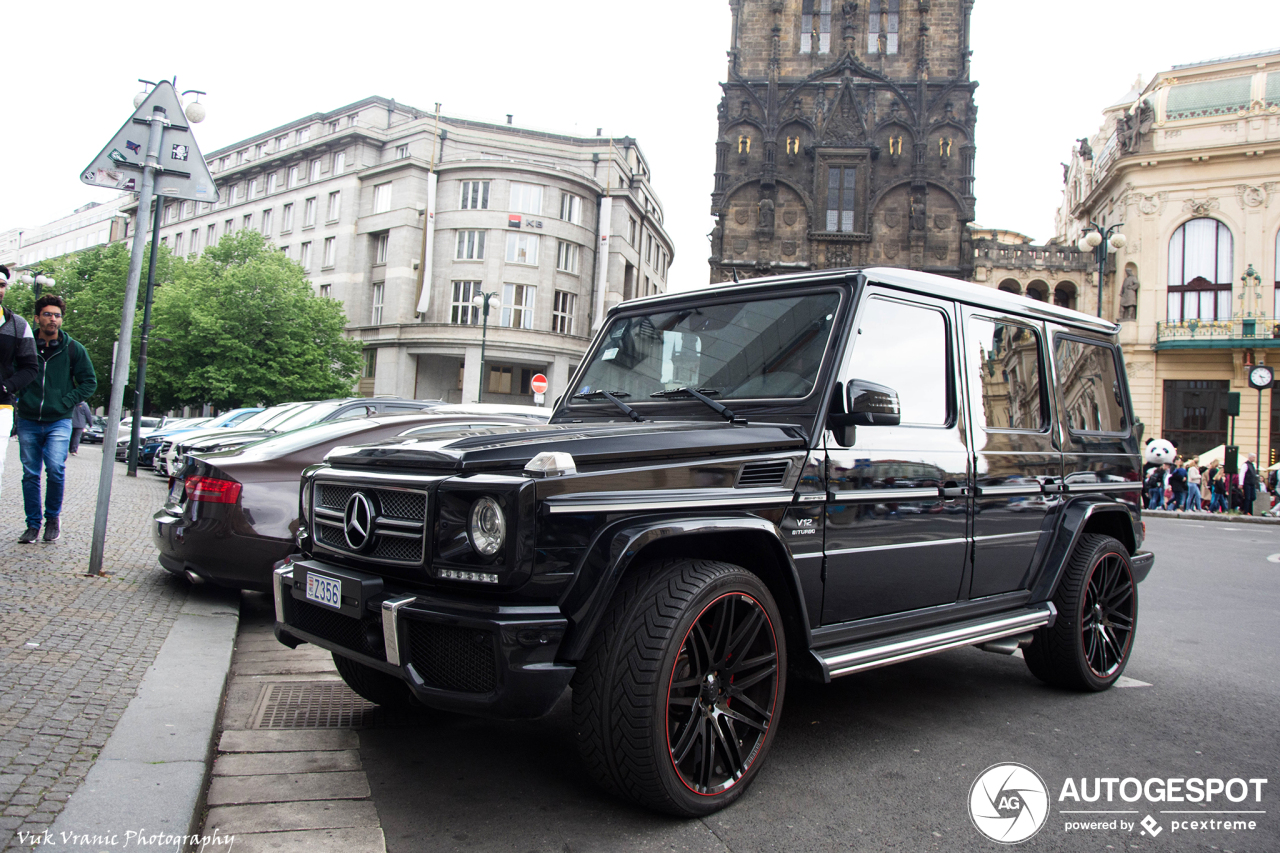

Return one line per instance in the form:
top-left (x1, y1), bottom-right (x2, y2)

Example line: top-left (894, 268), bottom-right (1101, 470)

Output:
top-left (184, 570), bottom-right (205, 585)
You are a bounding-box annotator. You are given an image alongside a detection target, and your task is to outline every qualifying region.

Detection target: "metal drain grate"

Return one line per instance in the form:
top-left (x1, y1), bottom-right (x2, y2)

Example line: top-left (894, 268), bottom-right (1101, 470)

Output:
top-left (251, 682), bottom-right (377, 729)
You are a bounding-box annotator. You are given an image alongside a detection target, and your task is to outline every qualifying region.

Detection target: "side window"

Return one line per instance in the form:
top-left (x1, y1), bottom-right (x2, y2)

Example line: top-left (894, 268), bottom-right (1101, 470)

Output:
top-left (845, 297), bottom-right (950, 426)
top-left (1054, 337), bottom-right (1127, 434)
top-left (965, 317), bottom-right (1046, 431)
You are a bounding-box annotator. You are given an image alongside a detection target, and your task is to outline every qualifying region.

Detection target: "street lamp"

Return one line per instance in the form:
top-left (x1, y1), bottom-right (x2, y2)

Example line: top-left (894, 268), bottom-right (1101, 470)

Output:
top-left (17, 269), bottom-right (56, 298)
top-left (1077, 222), bottom-right (1126, 318)
top-left (471, 290), bottom-right (501, 402)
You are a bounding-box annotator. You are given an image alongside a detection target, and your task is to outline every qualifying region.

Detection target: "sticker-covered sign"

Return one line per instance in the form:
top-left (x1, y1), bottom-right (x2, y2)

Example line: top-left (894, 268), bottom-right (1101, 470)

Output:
top-left (80, 81), bottom-right (219, 203)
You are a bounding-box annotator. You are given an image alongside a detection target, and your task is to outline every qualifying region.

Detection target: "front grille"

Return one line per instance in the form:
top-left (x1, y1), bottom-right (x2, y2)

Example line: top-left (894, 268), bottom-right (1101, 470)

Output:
top-left (311, 478), bottom-right (428, 567)
top-left (738, 460), bottom-right (791, 487)
top-left (405, 620), bottom-right (497, 694)
top-left (317, 484), bottom-right (357, 513)
top-left (372, 536), bottom-right (422, 562)
top-left (290, 598), bottom-right (383, 658)
top-left (378, 491), bottom-right (425, 522)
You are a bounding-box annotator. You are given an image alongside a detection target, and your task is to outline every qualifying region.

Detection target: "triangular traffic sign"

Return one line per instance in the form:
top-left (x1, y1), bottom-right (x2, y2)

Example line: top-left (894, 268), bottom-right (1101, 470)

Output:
top-left (80, 81), bottom-right (219, 203)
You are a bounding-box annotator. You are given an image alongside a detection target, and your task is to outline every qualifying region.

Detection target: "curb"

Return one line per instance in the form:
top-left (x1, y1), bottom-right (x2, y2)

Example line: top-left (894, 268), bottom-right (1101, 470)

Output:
top-left (48, 584), bottom-right (240, 847)
top-left (1145, 509), bottom-right (1280, 525)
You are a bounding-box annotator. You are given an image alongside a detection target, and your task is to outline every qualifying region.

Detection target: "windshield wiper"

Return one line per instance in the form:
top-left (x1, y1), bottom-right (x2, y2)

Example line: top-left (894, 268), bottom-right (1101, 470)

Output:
top-left (572, 390), bottom-right (645, 422)
top-left (650, 387), bottom-right (744, 425)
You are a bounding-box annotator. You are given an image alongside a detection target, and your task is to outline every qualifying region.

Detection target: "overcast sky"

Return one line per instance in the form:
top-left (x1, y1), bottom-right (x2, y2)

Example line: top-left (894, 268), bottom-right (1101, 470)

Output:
top-left (3, 1), bottom-right (1276, 292)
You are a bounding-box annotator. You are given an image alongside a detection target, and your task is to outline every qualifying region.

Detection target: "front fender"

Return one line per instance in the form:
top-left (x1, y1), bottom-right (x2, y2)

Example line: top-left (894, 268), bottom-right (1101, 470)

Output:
top-left (558, 513), bottom-right (809, 660)
top-left (1028, 497), bottom-right (1141, 602)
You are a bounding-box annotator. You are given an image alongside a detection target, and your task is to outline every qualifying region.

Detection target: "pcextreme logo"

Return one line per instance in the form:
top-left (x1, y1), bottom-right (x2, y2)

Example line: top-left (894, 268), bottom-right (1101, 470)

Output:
top-left (968, 763), bottom-right (1051, 843)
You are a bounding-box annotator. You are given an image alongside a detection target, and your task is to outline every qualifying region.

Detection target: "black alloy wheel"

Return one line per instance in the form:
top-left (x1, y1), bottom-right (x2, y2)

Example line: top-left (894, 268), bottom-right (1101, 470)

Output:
top-left (666, 591), bottom-right (780, 796)
top-left (1080, 548), bottom-right (1135, 679)
top-left (1024, 534), bottom-right (1137, 691)
top-left (573, 559), bottom-right (787, 816)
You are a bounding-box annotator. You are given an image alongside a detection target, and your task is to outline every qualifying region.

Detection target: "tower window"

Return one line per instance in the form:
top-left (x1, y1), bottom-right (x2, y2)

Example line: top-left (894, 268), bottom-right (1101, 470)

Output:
top-left (800, 0), bottom-right (832, 54)
top-left (868, 0), bottom-right (900, 55)
top-left (826, 166), bottom-right (856, 233)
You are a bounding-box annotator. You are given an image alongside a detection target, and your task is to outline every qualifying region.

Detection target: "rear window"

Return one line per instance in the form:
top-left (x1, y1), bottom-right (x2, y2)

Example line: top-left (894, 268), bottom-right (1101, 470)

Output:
top-left (1054, 336), bottom-right (1128, 434)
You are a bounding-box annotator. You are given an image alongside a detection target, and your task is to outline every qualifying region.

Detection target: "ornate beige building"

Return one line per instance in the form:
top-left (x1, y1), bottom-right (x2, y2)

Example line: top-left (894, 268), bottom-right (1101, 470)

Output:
top-left (1057, 50), bottom-right (1280, 462)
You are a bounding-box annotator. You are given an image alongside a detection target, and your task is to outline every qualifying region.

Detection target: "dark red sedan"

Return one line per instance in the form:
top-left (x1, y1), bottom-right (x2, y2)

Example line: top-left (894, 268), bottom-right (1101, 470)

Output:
top-left (153, 412), bottom-right (547, 590)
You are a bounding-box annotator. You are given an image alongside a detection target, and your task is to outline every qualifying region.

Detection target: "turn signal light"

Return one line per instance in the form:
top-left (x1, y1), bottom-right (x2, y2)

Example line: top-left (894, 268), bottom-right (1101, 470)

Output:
top-left (185, 475), bottom-right (242, 504)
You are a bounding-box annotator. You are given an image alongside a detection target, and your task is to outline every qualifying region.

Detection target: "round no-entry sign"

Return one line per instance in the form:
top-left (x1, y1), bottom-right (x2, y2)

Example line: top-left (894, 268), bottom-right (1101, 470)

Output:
top-left (530, 373), bottom-right (548, 394)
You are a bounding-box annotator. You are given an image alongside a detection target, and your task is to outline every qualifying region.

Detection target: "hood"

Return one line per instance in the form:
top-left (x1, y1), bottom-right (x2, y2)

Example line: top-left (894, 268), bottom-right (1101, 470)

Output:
top-left (325, 421), bottom-right (809, 473)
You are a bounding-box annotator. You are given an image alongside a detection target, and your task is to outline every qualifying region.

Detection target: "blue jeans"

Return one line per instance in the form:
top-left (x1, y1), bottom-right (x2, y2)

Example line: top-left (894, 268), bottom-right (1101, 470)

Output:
top-left (1186, 483), bottom-right (1202, 511)
top-left (1210, 492), bottom-right (1229, 512)
top-left (16, 417), bottom-right (72, 530)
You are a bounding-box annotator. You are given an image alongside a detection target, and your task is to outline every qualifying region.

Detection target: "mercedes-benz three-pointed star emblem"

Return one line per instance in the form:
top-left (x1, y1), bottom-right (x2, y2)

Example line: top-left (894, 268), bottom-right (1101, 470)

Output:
top-left (344, 492), bottom-right (375, 551)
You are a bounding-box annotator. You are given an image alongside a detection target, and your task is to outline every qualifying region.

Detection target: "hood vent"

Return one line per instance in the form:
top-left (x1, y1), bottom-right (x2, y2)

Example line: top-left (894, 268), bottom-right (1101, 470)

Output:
top-left (737, 460), bottom-right (791, 488)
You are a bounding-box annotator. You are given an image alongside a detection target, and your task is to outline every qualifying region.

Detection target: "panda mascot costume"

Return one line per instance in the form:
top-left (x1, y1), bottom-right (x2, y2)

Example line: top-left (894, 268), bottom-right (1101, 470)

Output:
top-left (1143, 438), bottom-right (1177, 509)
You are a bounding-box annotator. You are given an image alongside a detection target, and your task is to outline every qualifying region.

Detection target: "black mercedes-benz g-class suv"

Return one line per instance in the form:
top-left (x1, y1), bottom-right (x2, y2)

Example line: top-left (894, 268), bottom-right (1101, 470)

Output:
top-left (273, 267), bottom-right (1152, 816)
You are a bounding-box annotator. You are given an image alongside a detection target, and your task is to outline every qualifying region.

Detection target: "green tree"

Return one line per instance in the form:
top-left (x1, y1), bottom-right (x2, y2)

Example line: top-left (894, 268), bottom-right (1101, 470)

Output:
top-left (147, 230), bottom-right (362, 410)
top-left (4, 243), bottom-right (162, 410)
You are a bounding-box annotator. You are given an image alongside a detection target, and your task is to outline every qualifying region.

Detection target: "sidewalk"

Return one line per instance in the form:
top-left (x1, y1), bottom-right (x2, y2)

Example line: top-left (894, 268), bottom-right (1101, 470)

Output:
top-left (1145, 508), bottom-right (1280, 525)
top-left (0, 438), bottom-right (238, 852)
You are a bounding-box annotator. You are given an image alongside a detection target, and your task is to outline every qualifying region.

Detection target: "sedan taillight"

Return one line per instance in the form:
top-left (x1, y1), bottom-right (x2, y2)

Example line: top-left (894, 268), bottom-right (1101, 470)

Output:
top-left (185, 475), bottom-right (242, 504)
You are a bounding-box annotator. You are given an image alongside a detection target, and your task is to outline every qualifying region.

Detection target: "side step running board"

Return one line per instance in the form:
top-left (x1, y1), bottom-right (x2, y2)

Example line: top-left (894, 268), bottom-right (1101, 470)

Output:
top-left (811, 604), bottom-right (1057, 682)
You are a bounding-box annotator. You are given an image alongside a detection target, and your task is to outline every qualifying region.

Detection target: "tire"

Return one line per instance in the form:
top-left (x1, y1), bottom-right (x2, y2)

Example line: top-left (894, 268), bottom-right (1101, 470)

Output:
top-left (332, 652), bottom-right (420, 709)
top-left (1024, 534), bottom-right (1137, 691)
top-left (572, 559), bottom-right (787, 816)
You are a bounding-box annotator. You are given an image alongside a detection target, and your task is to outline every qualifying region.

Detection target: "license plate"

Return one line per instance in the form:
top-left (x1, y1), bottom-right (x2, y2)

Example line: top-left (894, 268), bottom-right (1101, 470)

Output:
top-left (305, 572), bottom-right (343, 610)
top-left (169, 478), bottom-right (184, 502)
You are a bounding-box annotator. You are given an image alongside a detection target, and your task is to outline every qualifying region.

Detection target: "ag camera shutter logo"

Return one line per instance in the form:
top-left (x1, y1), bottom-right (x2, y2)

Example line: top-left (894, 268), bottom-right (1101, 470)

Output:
top-left (969, 763), bottom-right (1050, 843)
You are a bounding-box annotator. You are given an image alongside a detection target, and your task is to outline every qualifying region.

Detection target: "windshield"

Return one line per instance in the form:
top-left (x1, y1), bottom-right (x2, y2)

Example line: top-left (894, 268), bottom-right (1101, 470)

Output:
top-left (224, 418), bottom-right (375, 455)
top-left (268, 401), bottom-right (350, 433)
top-left (234, 404), bottom-right (305, 430)
top-left (572, 292), bottom-right (841, 404)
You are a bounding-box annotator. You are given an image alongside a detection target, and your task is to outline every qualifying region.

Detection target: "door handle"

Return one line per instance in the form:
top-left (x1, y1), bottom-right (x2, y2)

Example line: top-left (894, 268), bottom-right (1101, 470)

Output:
top-left (941, 483), bottom-right (970, 498)
top-left (1040, 478), bottom-right (1065, 494)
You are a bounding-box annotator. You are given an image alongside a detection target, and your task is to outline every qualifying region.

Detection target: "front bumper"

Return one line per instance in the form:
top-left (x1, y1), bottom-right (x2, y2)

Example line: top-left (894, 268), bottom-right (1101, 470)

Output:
top-left (273, 560), bottom-right (574, 719)
top-left (1130, 549), bottom-right (1155, 584)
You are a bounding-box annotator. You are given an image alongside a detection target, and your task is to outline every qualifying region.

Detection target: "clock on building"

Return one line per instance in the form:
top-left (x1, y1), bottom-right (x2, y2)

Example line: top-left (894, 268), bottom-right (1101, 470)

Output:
top-left (1248, 365), bottom-right (1274, 390)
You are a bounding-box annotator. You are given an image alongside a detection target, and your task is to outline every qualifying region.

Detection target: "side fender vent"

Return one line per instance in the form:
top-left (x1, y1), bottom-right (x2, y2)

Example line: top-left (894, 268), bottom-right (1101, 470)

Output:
top-left (737, 460), bottom-right (791, 488)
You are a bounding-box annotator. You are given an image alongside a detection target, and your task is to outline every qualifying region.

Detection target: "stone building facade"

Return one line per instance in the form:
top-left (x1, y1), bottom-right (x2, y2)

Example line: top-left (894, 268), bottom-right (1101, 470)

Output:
top-left (1, 196), bottom-right (132, 269)
top-left (1056, 50), bottom-right (1280, 462)
top-left (971, 227), bottom-right (1090, 312)
top-left (709, 0), bottom-right (978, 282)
top-left (129, 97), bottom-right (673, 405)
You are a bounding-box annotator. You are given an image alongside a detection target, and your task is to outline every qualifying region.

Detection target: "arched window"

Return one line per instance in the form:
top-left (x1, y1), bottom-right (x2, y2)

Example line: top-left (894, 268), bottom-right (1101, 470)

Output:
top-left (1026, 280), bottom-right (1048, 302)
top-left (1054, 281), bottom-right (1078, 310)
top-left (1167, 218), bottom-right (1233, 321)
top-left (1274, 227), bottom-right (1279, 318)
top-left (998, 278), bottom-right (1021, 295)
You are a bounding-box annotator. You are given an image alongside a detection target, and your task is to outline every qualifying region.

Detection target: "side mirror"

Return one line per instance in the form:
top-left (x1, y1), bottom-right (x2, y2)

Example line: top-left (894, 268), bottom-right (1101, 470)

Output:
top-left (846, 379), bottom-right (901, 426)
top-left (826, 380), bottom-right (901, 447)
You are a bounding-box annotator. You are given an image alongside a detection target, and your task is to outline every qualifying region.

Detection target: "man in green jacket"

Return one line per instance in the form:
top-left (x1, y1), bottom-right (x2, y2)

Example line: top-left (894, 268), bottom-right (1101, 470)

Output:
top-left (16, 294), bottom-right (97, 543)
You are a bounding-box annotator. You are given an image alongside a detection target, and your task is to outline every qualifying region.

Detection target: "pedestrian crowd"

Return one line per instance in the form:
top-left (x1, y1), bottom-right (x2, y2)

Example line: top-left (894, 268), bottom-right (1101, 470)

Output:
top-left (1144, 450), bottom-right (1276, 515)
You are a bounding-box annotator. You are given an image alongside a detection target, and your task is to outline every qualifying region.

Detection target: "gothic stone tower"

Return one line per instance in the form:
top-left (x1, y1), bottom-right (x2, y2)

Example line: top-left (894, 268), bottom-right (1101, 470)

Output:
top-left (710, 0), bottom-right (977, 282)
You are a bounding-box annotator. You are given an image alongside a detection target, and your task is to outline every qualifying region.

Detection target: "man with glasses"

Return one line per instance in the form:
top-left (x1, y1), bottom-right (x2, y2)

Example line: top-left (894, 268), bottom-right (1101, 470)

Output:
top-left (0, 265), bottom-right (39, 510)
top-left (16, 295), bottom-right (96, 543)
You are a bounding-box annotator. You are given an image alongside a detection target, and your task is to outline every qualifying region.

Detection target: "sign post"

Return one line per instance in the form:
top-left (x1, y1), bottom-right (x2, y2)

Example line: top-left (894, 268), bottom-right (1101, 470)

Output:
top-left (531, 373), bottom-right (548, 407)
top-left (82, 81), bottom-right (217, 576)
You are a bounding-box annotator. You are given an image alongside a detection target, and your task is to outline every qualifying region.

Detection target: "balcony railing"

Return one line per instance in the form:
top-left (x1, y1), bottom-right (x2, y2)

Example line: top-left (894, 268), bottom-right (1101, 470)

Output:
top-left (1155, 316), bottom-right (1280, 347)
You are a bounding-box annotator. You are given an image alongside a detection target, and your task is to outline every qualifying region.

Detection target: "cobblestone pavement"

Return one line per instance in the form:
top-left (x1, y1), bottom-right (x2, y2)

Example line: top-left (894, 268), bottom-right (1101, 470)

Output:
top-left (0, 438), bottom-right (190, 851)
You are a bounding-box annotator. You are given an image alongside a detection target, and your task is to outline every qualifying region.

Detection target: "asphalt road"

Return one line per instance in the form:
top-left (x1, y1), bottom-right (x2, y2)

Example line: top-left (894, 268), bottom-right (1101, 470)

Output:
top-left (358, 518), bottom-right (1279, 852)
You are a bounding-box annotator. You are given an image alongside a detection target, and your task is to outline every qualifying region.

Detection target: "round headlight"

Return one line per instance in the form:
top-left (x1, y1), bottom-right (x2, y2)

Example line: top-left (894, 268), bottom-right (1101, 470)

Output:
top-left (468, 496), bottom-right (506, 557)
